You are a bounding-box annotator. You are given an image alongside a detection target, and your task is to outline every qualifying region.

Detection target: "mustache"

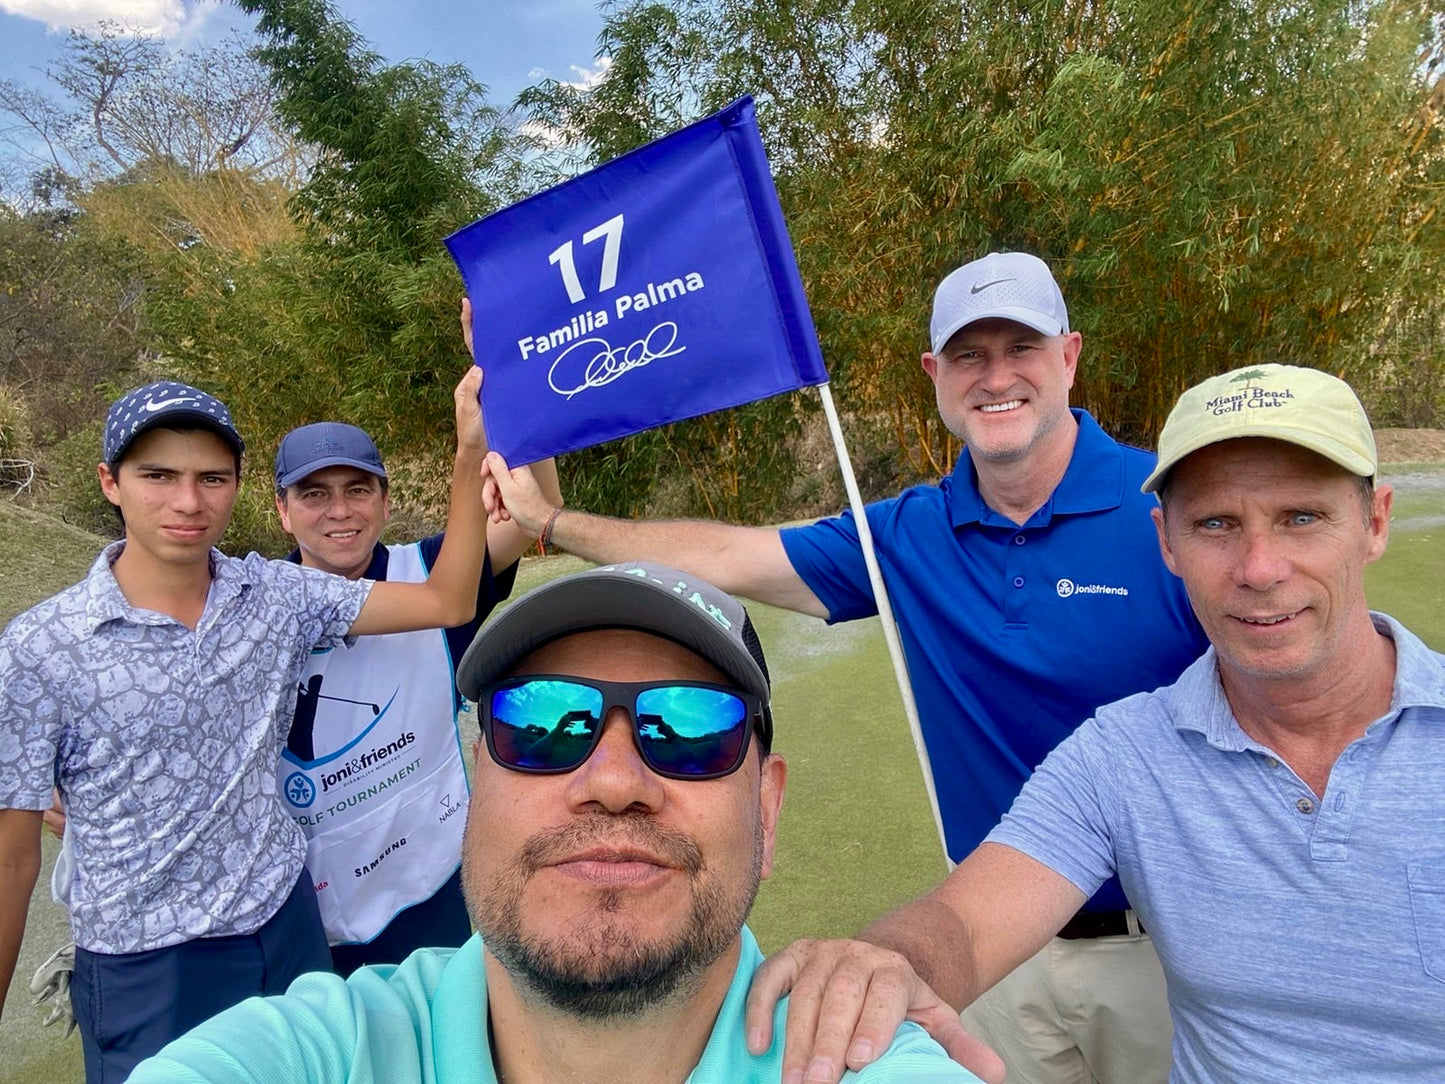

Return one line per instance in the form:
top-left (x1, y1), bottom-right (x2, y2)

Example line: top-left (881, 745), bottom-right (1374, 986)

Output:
top-left (518, 813), bottom-right (704, 876)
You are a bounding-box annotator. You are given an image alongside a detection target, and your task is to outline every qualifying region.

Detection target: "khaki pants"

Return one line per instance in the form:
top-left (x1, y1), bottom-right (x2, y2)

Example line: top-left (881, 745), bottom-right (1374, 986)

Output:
top-left (960, 929), bottom-right (1171, 1084)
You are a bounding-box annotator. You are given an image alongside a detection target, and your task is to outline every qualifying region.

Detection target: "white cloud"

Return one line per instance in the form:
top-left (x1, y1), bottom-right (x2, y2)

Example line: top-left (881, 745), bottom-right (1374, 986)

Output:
top-left (521, 56), bottom-right (610, 92)
top-left (516, 117), bottom-right (566, 149)
top-left (0, 0), bottom-right (209, 39)
top-left (170, 0), bottom-right (222, 47)
top-left (562, 56), bottom-right (609, 91)
top-left (514, 57), bottom-right (611, 150)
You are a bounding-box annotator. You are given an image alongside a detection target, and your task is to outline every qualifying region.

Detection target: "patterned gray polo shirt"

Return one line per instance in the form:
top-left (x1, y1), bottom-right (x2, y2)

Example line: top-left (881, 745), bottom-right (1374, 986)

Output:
top-left (0, 543), bottom-right (371, 954)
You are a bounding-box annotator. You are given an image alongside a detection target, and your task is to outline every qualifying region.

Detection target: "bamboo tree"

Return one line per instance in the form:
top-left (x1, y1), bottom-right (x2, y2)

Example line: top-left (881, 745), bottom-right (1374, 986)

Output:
top-left (538, 0), bottom-right (1445, 478)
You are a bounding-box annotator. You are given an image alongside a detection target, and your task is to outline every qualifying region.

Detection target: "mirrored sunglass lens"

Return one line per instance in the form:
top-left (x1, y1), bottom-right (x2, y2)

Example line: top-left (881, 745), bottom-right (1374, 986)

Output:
top-left (635, 686), bottom-right (748, 776)
top-left (490, 680), bottom-right (603, 771)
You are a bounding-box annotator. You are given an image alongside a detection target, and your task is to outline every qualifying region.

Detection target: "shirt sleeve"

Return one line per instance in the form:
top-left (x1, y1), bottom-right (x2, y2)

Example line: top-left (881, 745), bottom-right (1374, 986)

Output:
top-left (984, 714), bottom-right (1122, 900)
top-left (129, 952), bottom-right (451, 1083)
top-left (779, 497), bottom-right (900, 623)
top-left (283, 561), bottom-right (373, 651)
top-left (128, 978), bottom-right (352, 1083)
top-left (849, 1021), bottom-right (987, 1081)
top-left (0, 616), bottom-right (64, 810)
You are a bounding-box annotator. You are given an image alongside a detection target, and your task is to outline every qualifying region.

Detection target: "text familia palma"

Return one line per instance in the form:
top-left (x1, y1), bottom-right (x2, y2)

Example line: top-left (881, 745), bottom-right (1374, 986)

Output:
top-left (517, 271), bottom-right (706, 361)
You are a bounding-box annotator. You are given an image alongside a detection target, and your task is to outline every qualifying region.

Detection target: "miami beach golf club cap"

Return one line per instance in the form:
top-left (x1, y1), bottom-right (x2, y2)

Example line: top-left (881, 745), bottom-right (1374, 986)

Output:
top-left (275, 422), bottom-right (389, 490)
top-left (1142, 363), bottom-right (1377, 494)
top-left (457, 561), bottom-right (774, 751)
top-left (930, 251), bottom-right (1070, 353)
top-left (104, 381), bottom-right (244, 464)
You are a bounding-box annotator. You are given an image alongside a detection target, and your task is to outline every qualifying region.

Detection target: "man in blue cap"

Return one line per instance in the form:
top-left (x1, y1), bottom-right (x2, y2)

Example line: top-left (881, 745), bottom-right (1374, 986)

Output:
top-left (0, 320), bottom-right (494, 1082)
top-left (272, 411), bottom-right (560, 975)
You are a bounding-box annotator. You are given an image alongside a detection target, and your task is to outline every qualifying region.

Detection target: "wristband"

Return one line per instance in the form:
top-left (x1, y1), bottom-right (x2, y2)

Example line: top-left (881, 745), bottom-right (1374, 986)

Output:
top-left (539, 508), bottom-right (563, 552)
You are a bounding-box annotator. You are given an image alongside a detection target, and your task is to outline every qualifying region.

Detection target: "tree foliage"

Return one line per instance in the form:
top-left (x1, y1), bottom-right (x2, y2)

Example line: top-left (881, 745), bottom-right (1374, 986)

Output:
top-left (0, 203), bottom-right (147, 439)
top-left (529, 0), bottom-right (1445, 482)
top-left (242, 0), bottom-right (523, 258)
top-left (0, 21), bottom-right (307, 528)
top-left (62, 0), bottom-right (542, 550)
top-left (5, 0), bottom-right (1443, 544)
top-left (0, 22), bottom-right (306, 425)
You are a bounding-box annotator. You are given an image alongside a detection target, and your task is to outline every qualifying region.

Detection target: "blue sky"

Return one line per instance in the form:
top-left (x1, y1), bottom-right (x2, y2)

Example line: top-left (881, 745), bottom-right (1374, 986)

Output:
top-left (0, 0), bottom-right (608, 110)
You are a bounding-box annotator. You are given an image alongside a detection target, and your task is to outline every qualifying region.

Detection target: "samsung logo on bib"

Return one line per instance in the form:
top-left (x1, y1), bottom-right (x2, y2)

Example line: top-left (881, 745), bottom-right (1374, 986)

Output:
top-left (1056, 578), bottom-right (1129, 598)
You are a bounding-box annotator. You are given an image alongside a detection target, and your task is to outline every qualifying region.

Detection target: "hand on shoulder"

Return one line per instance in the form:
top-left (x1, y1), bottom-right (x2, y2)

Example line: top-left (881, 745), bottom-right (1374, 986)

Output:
top-left (744, 938), bottom-right (1004, 1084)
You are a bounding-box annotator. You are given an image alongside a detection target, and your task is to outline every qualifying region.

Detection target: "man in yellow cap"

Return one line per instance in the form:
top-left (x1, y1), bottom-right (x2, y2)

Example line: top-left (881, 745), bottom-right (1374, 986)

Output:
top-left (740, 363), bottom-right (1445, 1084)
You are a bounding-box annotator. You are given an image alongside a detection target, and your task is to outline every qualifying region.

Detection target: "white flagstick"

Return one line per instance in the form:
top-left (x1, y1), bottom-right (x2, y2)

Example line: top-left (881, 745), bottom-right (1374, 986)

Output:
top-left (816, 382), bottom-right (953, 871)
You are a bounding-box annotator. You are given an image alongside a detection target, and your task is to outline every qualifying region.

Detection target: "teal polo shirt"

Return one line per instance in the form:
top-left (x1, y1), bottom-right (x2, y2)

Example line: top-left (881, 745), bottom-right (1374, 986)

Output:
top-left (130, 927), bottom-right (981, 1082)
top-left (781, 409), bottom-right (1208, 909)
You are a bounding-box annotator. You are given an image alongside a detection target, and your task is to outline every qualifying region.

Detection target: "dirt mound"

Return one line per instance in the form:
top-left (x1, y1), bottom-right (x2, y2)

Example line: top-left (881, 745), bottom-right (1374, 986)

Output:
top-left (1375, 429), bottom-right (1445, 465)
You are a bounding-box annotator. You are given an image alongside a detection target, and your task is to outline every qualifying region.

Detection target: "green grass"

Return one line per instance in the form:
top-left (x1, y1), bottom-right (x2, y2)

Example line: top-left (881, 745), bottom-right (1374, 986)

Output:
top-left (3, 469), bottom-right (1441, 1083)
top-left (0, 501), bottom-right (112, 625)
top-left (1363, 466), bottom-right (1445, 644)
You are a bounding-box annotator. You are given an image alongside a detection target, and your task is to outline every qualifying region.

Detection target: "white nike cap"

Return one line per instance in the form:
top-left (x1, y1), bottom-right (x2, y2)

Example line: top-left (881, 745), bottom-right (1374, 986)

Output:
top-left (929, 252), bottom-right (1070, 354)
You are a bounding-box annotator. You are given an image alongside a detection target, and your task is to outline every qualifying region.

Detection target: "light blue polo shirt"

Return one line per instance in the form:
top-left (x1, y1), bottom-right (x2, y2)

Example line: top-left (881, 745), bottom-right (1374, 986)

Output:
top-left (781, 409), bottom-right (1207, 908)
top-left (990, 614), bottom-right (1445, 1081)
top-left (130, 927), bottom-right (982, 1082)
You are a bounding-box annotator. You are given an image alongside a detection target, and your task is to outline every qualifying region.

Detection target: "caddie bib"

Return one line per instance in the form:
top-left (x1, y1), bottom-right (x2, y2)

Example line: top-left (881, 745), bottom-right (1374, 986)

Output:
top-left (278, 544), bottom-right (470, 945)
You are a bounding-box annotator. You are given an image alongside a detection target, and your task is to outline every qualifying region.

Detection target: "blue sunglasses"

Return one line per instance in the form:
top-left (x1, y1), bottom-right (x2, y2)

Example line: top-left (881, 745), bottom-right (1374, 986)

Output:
top-left (481, 675), bottom-right (765, 780)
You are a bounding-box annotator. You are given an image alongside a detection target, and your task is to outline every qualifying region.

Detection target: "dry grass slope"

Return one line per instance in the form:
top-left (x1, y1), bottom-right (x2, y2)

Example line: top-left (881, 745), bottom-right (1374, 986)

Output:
top-left (0, 501), bottom-right (108, 625)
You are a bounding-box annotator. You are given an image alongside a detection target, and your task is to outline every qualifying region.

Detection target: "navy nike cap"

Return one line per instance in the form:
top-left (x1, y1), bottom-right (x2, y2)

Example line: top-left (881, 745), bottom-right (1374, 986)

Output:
top-left (104, 381), bottom-right (244, 464)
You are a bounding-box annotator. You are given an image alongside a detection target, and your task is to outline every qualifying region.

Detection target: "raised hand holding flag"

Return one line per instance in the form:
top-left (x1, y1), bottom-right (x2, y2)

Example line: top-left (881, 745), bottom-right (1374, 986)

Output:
top-left (451, 97), bottom-right (951, 874)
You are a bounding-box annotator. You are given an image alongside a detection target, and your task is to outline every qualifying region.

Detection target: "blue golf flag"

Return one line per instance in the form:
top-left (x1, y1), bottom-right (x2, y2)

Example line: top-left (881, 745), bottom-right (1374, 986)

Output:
top-left (445, 96), bottom-right (828, 465)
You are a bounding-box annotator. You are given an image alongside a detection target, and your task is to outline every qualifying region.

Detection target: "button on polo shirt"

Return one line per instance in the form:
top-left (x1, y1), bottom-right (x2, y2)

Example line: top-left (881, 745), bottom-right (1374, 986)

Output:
top-left (781, 410), bottom-right (1208, 910)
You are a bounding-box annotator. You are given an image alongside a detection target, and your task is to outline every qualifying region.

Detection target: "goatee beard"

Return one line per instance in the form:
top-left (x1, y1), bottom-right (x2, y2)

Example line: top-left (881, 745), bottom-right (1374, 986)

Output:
top-left (466, 812), bottom-right (761, 1019)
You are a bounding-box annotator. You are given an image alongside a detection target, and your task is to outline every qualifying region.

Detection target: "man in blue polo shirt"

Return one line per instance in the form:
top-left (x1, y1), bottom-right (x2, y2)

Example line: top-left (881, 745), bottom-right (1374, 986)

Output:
top-left (478, 253), bottom-right (1208, 1083)
top-left (740, 364), bottom-right (1445, 1082)
top-left (130, 563), bottom-right (986, 1084)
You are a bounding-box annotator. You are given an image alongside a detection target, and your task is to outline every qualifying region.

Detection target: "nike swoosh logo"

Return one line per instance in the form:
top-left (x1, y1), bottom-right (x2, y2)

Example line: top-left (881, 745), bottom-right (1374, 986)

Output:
top-left (142, 396), bottom-right (198, 412)
top-left (970, 278), bottom-right (1015, 294)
